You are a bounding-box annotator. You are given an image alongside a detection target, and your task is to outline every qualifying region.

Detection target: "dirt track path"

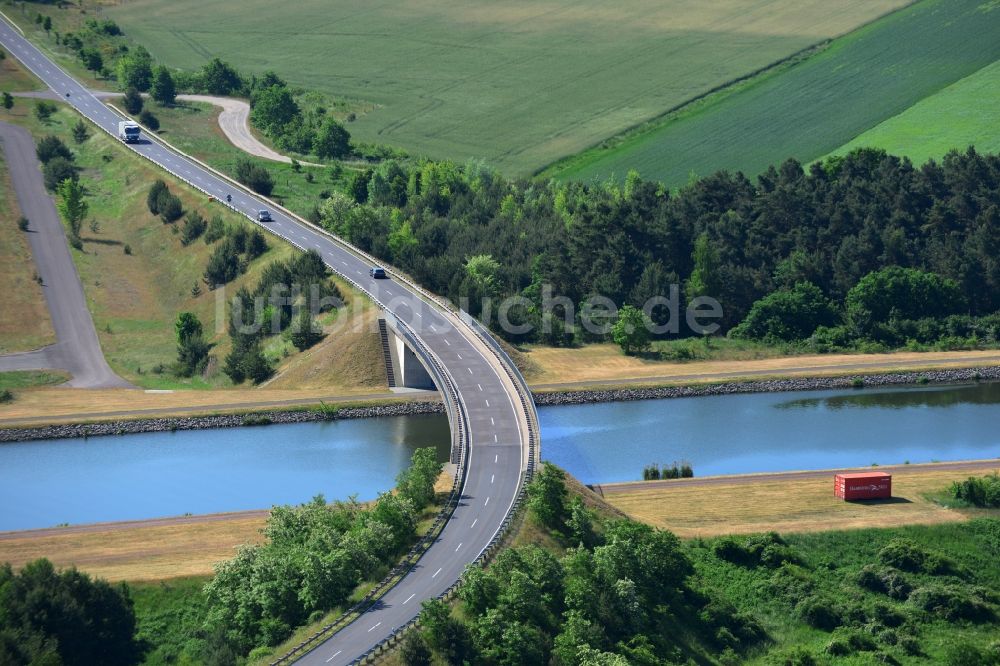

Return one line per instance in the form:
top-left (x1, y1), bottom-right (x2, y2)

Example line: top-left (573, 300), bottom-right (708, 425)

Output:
top-left (173, 94), bottom-right (322, 166)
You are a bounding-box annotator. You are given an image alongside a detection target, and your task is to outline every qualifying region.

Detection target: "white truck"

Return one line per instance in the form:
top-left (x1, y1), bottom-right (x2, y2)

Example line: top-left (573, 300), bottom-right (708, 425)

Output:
top-left (118, 120), bottom-right (141, 143)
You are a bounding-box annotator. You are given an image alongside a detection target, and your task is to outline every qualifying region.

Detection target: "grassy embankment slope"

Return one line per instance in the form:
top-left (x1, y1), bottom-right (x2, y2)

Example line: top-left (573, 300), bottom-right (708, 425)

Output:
top-left (106, 0), bottom-right (907, 175)
top-left (828, 57), bottom-right (1000, 165)
top-left (547, 0), bottom-right (1000, 186)
top-left (0, 75), bottom-right (386, 395)
top-left (373, 473), bottom-right (1000, 665)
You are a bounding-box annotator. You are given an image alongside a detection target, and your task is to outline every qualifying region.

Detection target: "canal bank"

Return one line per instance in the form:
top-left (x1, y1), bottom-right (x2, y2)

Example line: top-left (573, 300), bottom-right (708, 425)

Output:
top-left (2, 365), bottom-right (999, 443)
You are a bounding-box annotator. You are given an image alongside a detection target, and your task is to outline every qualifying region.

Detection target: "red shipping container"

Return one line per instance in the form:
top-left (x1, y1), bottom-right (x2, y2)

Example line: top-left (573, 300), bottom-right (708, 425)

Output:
top-left (835, 473), bottom-right (892, 500)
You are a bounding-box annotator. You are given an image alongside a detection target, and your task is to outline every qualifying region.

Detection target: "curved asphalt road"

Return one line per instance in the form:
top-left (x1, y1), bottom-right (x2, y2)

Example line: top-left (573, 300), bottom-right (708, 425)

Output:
top-left (0, 121), bottom-right (131, 388)
top-left (0, 19), bottom-right (531, 665)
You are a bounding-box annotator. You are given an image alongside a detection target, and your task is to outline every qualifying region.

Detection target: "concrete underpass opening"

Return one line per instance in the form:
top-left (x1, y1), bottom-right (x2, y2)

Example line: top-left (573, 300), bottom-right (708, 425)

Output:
top-left (379, 316), bottom-right (437, 391)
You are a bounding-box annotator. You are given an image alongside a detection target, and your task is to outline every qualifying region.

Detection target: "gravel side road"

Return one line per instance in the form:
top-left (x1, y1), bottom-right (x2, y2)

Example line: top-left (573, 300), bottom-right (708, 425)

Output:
top-left (0, 122), bottom-right (131, 388)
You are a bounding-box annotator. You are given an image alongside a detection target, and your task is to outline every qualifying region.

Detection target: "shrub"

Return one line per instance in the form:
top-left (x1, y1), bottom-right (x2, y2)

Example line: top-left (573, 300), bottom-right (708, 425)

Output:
top-left (42, 157), bottom-right (77, 191)
top-left (159, 194), bottom-right (183, 223)
top-left (17, 217), bottom-right (29, 231)
top-left (34, 100), bottom-right (57, 122)
top-left (204, 215), bottom-right (226, 244)
top-left (796, 596), bottom-right (842, 631)
top-left (908, 584), bottom-right (995, 623)
top-left (180, 211), bottom-right (207, 245)
top-left (123, 244), bottom-right (132, 255)
top-left (856, 564), bottom-right (913, 600)
top-left (234, 158), bottom-right (274, 196)
top-left (123, 86), bottom-right (143, 114)
top-left (871, 603), bottom-right (907, 628)
top-left (0, 389), bottom-right (13, 403)
top-left (714, 532), bottom-right (801, 569)
top-left (147, 180), bottom-right (169, 215)
top-left (951, 474), bottom-right (1000, 508)
top-left (731, 281), bottom-right (839, 342)
top-left (36, 135), bottom-right (73, 164)
top-left (877, 539), bottom-right (953, 575)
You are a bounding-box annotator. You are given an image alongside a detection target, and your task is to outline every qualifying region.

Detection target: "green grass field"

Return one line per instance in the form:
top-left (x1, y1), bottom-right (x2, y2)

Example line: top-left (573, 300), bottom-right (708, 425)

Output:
top-left (828, 58), bottom-right (1000, 165)
top-left (143, 100), bottom-right (351, 216)
top-left (550, 0), bottom-right (1000, 187)
top-left (105, 0), bottom-right (906, 175)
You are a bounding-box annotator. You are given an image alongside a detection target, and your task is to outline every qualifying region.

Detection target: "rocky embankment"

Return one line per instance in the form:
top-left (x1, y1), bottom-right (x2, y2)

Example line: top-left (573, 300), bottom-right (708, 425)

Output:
top-left (534, 366), bottom-right (1000, 406)
top-left (0, 401), bottom-right (444, 443)
top-left (2, 367), bottom-right (998, 443)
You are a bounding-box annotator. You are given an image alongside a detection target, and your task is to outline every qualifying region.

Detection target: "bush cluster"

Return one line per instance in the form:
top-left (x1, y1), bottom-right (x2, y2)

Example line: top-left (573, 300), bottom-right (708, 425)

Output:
top-left (951, 473), bottom-right (1000, 508)
top-left (712, 532), bottom-right (802, 569)
top-left (203, 448), bottom-right (440, 654)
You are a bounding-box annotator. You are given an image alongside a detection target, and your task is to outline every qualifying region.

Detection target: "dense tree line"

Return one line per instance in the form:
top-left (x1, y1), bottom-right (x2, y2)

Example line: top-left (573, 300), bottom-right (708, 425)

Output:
top-left (406, 462), bottom-right (763, 665)
top-left (0, 559), bottom-right (143, 665)
top-left (203, 448), bottom-right (442, 654)
top-left (319, 149), bottom-right (1000, 350)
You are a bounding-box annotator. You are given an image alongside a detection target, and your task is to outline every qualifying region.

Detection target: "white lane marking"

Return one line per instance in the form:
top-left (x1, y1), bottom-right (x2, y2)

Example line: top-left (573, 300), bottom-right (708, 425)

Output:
top-left (467, 367), bottom-right (473, 375)
top-left (326, 650), bottom-right (342, 662)
top-left (385, 289), bottom-right (393, 295)
top-left (485, 399), bottom-right (490, 407)
top-left (341, 261), bottom-right (348, 266)
top-left (367, 622), bottom-right (382, 632)
top-left (432, 567), bottom-right (442, 578)
top-left (495, 454), bottom-right (498, 463)
top-left (491, 417), bottom-right (495, 425)
top-left (429, 324), bottom-right (437, 332)
top-left (403, 593), bottom-right (415, 605)
top-left (477, 384), bottom-right (483, 391)
top-left (485, 496), bottom-right (490, 506)
top-left (494, 434), bottom-right (498, 442)
top-left (455, 542), bottom-right (463, 552)
top-left (456, 353), bottom-right (462, 360)
top-left (491, 474), bottom-right (495, 484)
top-left (413, 312), bottom-right (421, 318)
top-left (471, 518), bottom-right (478, 528)
top-left (444, 339), bottom-right (450, 346)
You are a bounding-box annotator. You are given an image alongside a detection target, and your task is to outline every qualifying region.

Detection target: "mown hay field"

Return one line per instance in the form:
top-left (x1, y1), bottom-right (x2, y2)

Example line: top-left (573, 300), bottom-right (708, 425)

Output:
top-left (553, 0), bottom-right (1000, 186)
top-left (106, 0), bottom-right (907, 174)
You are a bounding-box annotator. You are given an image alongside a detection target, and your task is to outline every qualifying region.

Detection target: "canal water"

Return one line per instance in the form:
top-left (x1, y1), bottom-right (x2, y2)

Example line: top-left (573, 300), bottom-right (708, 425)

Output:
top-left (2, 382), bottom-right (999, 530)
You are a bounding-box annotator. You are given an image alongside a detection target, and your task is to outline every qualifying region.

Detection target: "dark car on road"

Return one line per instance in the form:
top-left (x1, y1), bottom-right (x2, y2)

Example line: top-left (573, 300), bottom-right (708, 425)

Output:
top-left (257, 209), bottom-right (273, 222)
top-left (370, 267), bottom-right (388, 279)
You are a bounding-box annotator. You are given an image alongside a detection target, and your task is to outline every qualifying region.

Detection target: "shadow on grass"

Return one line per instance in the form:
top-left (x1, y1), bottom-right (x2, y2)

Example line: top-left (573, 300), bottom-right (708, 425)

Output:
top-left (82, 237), bottom-right (123, 246)
top-left (847, 497), bottom-right (914, 506)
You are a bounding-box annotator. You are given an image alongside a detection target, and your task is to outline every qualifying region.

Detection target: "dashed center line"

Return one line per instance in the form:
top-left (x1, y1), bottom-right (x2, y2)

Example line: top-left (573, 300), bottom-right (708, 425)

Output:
top-left (432, 567), bottom-right (442, 578)
top-left (491, 474), bottom-right (495, 484)
top-left (367, 622), bottom-right (382, 633)
top-left (471, 518), bottom-right (478, 528)
top-left (403, 593), bottom-right (415, 605)
top-left (444, 339), bottom-right (450, 346)
top-left (495, 454), bottom-right (498, 463)
top-left (467, 367), bottom-right (473, 375)
top-left (477, 384), bottom-right (483, 391)
top-left (485, 496), bottom-right (490, 506)
top-left (325, 650), bottom-right (342, 663)
top-left (485, 399), bottom-right (490, 407)
top-left (455, 542), bottom-right (463, 552)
